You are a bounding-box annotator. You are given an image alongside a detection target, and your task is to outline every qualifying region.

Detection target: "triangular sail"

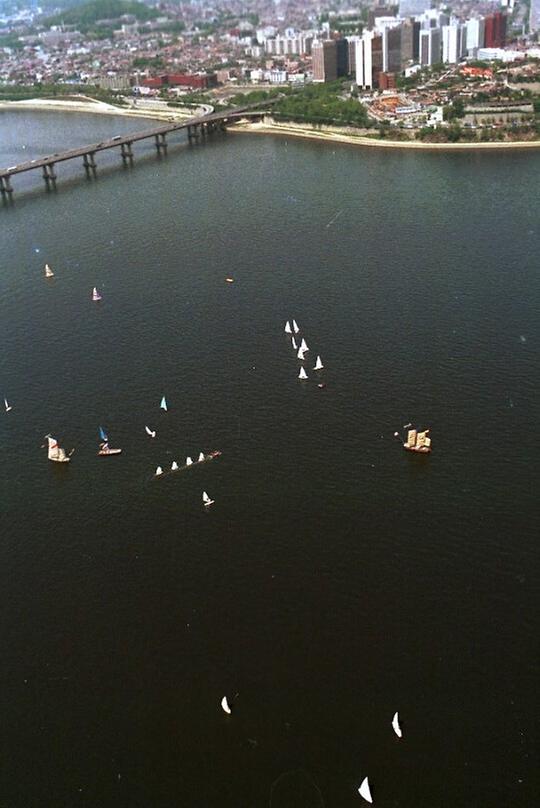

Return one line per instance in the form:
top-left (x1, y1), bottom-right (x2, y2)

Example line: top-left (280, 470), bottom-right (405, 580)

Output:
top-left (99, 426), bottom-right (108, 442)
top-left (314, 356), bottom-right (323, 370)
top-left (47, 436), bottom-right (59, 460)
top-left (186, 456), bottom-right (193, 466)
top-left (198, 452), bottom-right (205, 462)
top-left (300, 338), bottom-right (308, 351)
top-left (298, 367), bottom-right (307, 379)
top-left (44, 263), bottom-right (54, 277)
top-left (92, 287), bottom-right (101, 301)
top-left (358, 776), bottom-right (373, 803)
top-left (160, 396), bottom-right (168, 411)
top-left (284, 321), bottom-right (292, 334)
top-left (392, 711), bottom-right (402, 738)
top-left (171, 461), bottom-right (178, 471)
top-left (155, 466), bottom-right (163, 476)
top-left (292, 319), bottom-right (299, 334)
top-left (297, 347), bottom-right (305, 360)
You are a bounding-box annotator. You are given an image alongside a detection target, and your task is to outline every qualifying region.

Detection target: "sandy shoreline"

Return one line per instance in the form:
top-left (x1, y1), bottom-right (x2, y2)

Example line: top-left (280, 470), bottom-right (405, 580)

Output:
top-left (231, 119), bottom-right (540, 151)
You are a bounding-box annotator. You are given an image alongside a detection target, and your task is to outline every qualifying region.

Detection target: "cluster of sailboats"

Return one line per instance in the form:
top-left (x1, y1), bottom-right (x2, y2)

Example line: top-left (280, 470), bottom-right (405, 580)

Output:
top-left (43, 261), bottom-right (103, 302)
top-left (284, 319), bottom-right (324, 383)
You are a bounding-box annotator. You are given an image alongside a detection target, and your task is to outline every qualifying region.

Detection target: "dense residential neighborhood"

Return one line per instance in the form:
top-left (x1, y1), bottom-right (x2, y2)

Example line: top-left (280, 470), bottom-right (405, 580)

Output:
top-left (1, 0), bottom-right (540, 140)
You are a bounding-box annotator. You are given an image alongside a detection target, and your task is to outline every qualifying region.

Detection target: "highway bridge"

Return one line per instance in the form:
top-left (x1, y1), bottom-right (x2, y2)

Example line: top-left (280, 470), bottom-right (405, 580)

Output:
top-left (0, 99), bottom-right (276, 198)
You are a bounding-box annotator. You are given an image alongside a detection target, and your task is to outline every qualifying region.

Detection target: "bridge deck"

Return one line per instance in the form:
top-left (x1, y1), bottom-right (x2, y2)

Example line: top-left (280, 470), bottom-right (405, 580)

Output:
top-left (0, 100), bottom-right (275, 178)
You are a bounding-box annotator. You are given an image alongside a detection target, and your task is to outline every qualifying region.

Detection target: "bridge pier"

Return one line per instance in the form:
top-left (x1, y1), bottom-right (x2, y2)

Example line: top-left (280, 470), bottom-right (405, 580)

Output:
top-left (187, 124), bottom-right (201, 144)
top-left (120, 142), bottom-right (134, 164)
top-left (0, 174), bottom-right (14, 199)
top-left (155, 133), bottom-right (167, 154)
top-left (83, 152), bottom-right (97, 177)
top-left (42, 163), bottom-right (56, 190)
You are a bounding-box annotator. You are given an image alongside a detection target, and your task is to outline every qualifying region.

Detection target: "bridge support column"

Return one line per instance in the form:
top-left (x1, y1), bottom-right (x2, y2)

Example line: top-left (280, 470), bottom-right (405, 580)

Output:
top-left (155, 133), bottom-right (167, 154)
top-left (0, 175), bottom-right (14, 199)
top-left (121, 142), bottom-right (133, 164)
top-left (187, 124), bottom-right (200, 144)
top-left (42, 163), bottom-right (56, 190)
top-left (83, 152), bottom-right (97, 177)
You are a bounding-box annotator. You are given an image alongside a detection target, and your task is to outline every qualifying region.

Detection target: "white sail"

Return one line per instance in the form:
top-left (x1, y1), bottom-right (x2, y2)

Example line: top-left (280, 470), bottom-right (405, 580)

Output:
top-left (145, 426), bottom-right (156, 437)
top-left (292, 337), bottom-right (298, 350)
top-left (92, 287), bottom-right (101, 301)
top-left (203, 491), bottom-right (214, 506)
top-left (155, 466), bottom-right (163, 476)
top-left (44, 263), bottom-right (54, 278)
top-left (300, 338), bottom-right (308, 352)
top-left (297, 347), bottom-right (305, 360)
top-left (186, 456), bottom-right (193, 466)
top-left (221, 696), bottom-right (231, 714)
top-left (392, 711), bottom-right (402, 739)
top-left (314, 356), bottom-right (323, 370)
top-left (171, 461), bottom-right (179, 471)
top-left (160, 396), bottom-right (168, 411)
top-left (4, 397), bottom-right (12, 412)
top-left (298, 367), bottom-right (307, 380)
top-left (284, 321), bottom-right (292, 334)
top-left (406, 429), bottom-right (417, 448)
top-left (198, 452), bottom-right (205, 462)
top-left (47, 435), bottom-right (70, 463)
top-left (358, 776), bottom-right (373, 804)
top-left (292, 319), bottom-right (299, 334)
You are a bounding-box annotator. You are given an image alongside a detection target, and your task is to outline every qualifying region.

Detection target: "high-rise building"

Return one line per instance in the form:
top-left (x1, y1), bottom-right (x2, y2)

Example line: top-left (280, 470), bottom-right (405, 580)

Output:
top-left (336, 37), bottom-right (349, 76)
top-left (442, 23), bottom-right (466, 64)
top-left (531, 0), bottom-right (540, 32)
top-left (398, 0), bottom-right (428, 16)
top-left (466, 18), bottom-right (485, 54)
top-left (355, 31), bottom-right (384, 89)
top-left (346, 36), bottom-right (361, 75)
top-left (382, 24), bottom-right (403, 73)
top-left (401, 19), bottom-right (414, 66)
top-left (419, 27), bottom-right (442, 66)
top-left (312, 40), bottom-right (338, 83)
top-left (484, 12), bottom-right (507, 47)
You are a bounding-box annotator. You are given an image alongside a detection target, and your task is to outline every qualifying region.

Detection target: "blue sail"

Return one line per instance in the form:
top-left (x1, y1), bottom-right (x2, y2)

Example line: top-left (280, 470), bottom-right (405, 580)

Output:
top-left (99, 426), bottom-right (108, 442)
top-left (160, 396), bottom-right (168, 411)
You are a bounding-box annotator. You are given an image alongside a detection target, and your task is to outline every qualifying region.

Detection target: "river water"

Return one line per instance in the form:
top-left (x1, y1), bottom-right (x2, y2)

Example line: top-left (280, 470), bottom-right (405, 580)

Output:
top-left (0, 110), bottom-right (538, 807)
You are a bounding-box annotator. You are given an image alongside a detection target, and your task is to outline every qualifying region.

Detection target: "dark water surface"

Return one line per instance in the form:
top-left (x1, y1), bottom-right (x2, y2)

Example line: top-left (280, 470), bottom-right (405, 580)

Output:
top-left (1, 111), bottom-right (539, 807)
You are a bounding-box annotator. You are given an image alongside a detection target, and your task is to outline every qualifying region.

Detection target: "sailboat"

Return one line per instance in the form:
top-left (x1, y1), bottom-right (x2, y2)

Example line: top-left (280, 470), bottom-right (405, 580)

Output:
top-left (145, 426), bottom-right (156, 438)
top-left (297, 347), bottom-right (306, 360)
top-left (45, 435), bottom-right (71, 463)
top-left (402, 426), bottom-right (431, 454)
top-left (313, 355), bottom-right (323, 370)
top-left (292, 319), bottom-right (299, 334)
top-left (298, 367), bottom-right (308, 380)
top-left (155, 466), bottom-right (163, 476)
top-left (171, 461), bottom-right (179, 471)
top-left (186, 456), bottom-right (193, 466)
top-left (4, 397), bottom-right (12, 413)
top-left (358, 776), bottom-right (373, 804)
top-left (92, 287), bottom-right (102, 302)
top-left (300, 338), bottom-right (308, 352)
top-left (203, 491), bottom-right (215, 507)
top-left (98, 425), bottom-right (122, 456)
top-left (221, 696), bottom-right (231, 714)
top-left (198, 452), bottom-right (205, 463)
top-left (392, 711), bottom-right (402, 739)
top-left (292, 337), bottom-right (298, 350)
top-left (44, 263), bottom-right (54, 278)
top-left (160, 396), bottom-right (168, 412)
top-left (284, 321), bottom-right (292, 334)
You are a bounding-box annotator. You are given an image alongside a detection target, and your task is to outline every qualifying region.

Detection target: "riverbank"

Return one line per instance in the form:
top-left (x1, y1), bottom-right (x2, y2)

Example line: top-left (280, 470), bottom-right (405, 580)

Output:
top-left (0, 96), bottom-right (199, 122)
top-left (231, 118), bottom-right (540, 151)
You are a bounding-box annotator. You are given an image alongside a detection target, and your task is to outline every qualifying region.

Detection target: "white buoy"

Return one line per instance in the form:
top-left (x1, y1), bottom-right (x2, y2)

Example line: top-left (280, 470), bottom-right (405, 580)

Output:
top-left (221, 696), bottom-right (231, 714)
top-left (358, 776), bottom-right (373, 803)
top-left (392, 711), bottom-right (402, 739)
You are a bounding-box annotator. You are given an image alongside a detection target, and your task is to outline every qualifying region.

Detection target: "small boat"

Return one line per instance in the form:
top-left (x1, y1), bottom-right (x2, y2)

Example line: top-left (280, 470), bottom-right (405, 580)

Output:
top-left (225, 277), bottom-right (234, 283)
top-left (403, 427), bottom-right (431, 454)
top-left (284, 321), bottom-right (292, 334)
top-left (44, 263), bottom-right (54, 278)
top-left (292, 336), bottom-right (298, 350)
top-left (297, 347), bottom-right (306, 360)
top-left (198, 452), bottom-right (205, 463)
top-left (45, 435), bottom-right (71, 463)
top-left (155, 466), bottom-right (163, 476)
top-left (98, 443), bottom-right (122, 456)
top-left (203, 491), bottom-right (215, 507)
top-left (292, 319), bottom-right (299, 334)
top-left (392, 711), bottom-right (402, 739)
top-left (171, 461), bottom-right (179, 471)
top-left (314, 355), bottom-right (323, 370)
top-left (4, 397), bottom-right (12, 413)
top-left (317, 383), bottom-right (327, 389)
top-left (221, 696), bottom-right (231, 714)
top-left (300, 338), bottom-right (308, 352)
top-left (92, 287), bottom-right (102, 302)
top-left (145, 426), bottom-right (156, 438)
top-left (358, 776), bottom-right (373, 804)
top-left (207, 450), bottom-right (222, 459)
top-left (186, 456), bottom-right (193, 466)
top-left (298, 367), bottom-right (307, 380)
top-left (160, 396), bottom-right (168, 412)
